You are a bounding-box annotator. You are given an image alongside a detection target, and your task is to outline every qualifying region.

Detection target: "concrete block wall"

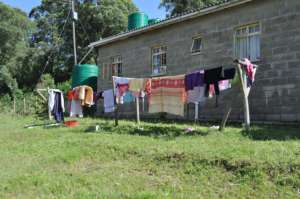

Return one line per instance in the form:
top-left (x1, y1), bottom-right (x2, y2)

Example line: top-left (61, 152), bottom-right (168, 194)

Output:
top-left (96, 0), bottom-right (300, 122)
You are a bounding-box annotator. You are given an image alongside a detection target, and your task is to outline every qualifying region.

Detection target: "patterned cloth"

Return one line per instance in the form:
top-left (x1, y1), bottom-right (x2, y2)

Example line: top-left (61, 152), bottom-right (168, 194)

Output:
top-left (149, 75), bottom-right (187, 116)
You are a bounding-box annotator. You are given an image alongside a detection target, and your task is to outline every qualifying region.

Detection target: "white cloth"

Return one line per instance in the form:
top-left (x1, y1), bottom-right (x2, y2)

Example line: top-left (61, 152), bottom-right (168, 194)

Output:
top-left (187, 86), bottom-right (205, 103)
top-left (69, 99), bottom-right (83, 117)
top-left (48, 89), bottom-right (65, 112)
top-left (103, 89), bottom-right (115, 113)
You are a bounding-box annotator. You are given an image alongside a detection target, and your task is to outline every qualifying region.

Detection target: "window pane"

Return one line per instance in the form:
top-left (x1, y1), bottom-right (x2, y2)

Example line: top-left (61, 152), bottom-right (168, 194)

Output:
top-left (249, 35), bottom-right (260, 61)
top-left (192, 38), bottom-right (202, 53)
top-left (118, 63), bottom-right (122, 76)
top-left (152, 46), bottom-right (167, 74)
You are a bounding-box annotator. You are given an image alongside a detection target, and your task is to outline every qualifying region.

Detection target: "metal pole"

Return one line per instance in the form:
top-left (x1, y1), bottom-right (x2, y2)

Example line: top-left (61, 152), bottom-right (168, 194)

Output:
top-left (71, 0), bottom-right (77, 65)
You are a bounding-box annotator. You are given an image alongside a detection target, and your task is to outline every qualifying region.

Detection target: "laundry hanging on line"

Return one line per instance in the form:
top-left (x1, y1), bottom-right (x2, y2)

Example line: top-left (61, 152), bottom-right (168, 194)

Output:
top-left (48, 89), bottom-right (65, 123)
top-left (103, 89), bottom-right (115, 113)
top-left (68, 85), bottom-right (94, 118)
top-left (148, 75), bottom-right (187, 117)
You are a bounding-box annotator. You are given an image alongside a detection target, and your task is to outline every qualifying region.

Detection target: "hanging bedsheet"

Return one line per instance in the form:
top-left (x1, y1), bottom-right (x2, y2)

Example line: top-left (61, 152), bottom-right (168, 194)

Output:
top-left (149, 75), bottom-right (187, 116)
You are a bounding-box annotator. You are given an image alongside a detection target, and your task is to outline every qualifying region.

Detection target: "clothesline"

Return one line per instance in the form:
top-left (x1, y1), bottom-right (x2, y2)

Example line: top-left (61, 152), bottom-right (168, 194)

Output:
top-left (100, 58), bottom-right (257, 129)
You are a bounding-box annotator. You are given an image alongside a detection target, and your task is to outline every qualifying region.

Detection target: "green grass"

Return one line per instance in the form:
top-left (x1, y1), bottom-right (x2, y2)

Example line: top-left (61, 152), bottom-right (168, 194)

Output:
top-left (0, 114), bottom-right (300, 198)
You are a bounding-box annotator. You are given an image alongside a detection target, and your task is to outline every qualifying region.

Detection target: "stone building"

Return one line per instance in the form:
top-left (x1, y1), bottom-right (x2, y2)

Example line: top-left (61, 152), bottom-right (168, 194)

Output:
top-left (89, 0), bottom-right (300, 122)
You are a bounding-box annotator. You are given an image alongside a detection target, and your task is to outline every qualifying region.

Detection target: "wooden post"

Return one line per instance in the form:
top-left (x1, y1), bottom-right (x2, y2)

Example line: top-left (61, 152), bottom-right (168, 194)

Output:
top-left (23, 98), bottom-right (26, 115)
top-left (236, 63), bottom-right (250, 131)
top-left (112, 77), bottom-right (118, 126)
top-left (194, 103), bottom-right (199, 123)
top-left (13, 97), bottom-right (16, 114)
top-left (219, 105), bottom-right (232, 132)
top-left (136, 97), bottom-right (140, 125)
top-left (47, 87), bottom-right (52, 120)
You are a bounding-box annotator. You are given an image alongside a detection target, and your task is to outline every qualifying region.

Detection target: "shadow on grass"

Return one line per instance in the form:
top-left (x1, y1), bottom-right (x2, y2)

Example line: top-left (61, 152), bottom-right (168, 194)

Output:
top-left (242, 126), bottom-right (300, 141)
top-left (97, 121), bottom-right (209, 139)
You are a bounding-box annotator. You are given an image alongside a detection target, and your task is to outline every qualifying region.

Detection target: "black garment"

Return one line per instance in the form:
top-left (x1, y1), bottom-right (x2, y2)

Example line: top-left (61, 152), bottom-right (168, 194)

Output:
top-left (204, 67), bottom-right (222, 97)
top-left (52, 92), bottom-right (64, 123)
top-left (220, 68), bottom-right (236, 80)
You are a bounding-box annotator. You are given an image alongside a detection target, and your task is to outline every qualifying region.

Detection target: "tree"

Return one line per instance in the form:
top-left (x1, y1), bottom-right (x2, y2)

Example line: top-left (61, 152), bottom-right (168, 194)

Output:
top-left (160, 0), bottom-right (223, 17)
top-left (0, 2), bottom-right (34, 95)
top-left (29, 0), bottom-right (138, 83)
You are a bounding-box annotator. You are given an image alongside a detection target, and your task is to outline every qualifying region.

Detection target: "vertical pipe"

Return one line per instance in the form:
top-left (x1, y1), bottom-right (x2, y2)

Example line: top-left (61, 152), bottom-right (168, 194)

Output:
top-left (71, 0), bottom-right (77, 65)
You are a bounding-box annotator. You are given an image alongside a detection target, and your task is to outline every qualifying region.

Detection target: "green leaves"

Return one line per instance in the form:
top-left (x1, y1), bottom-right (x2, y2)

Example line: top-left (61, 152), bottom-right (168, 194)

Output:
top-left (160, 0), bottom-right (223, 17)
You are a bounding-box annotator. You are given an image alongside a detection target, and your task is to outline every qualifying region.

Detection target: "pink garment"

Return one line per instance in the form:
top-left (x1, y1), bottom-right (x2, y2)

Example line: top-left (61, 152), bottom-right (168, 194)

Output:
top-left (209, 80), bottom-right (231, 97)
top-left (219, 80), bottom-right (231, 91)
top-left (242, 58), bottom-right (254, 84)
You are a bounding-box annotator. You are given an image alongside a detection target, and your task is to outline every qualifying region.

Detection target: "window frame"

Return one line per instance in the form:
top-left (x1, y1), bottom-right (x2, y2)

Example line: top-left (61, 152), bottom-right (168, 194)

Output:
top-left (110, 55), bottom-right (123, 79)
top-left (151, 45), bottom-right (167, 76)
top-left (191, 36), bottom-right (203, 55)
top-left (234, 22), bottom-right (261, 62)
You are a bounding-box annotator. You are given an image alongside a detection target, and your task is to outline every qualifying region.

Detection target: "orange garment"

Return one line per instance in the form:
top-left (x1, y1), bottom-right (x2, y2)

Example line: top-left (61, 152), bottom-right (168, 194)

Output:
top-left (67, 90), bottom-right (74, 101)
top-left (79, 86), bottom-right (86, 100)
top-left (83, 86), bottom-right (94, 107)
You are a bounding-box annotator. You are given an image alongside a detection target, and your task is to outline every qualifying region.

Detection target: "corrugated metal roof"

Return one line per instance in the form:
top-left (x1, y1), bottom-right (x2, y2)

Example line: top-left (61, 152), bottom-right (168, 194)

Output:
top-left (89, 0), bottom-right (253, 48)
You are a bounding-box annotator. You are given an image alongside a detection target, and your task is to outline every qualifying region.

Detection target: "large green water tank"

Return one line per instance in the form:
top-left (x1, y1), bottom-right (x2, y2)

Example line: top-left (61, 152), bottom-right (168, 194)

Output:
top-left (128, 12), bottom-right (149, 31)
top-left (72, 64), bottom-right (99, 91)
top-left (148, 18), bottom-right (160, 25)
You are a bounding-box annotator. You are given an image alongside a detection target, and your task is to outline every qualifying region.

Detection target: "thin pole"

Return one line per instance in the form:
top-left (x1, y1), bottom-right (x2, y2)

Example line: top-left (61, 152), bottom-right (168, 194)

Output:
top-left (23, 98), bottom-right (26, 115)
top-left (136, 97), bottom-right (140, 124)
top-left (71, 0), bottom-right (77, 65)
top-left (112, 77), bottom-right (118, 126)
top-left (194, 103), bottom-right (199, 123)
top-left (48, 87), bottom-right (52, 120)
top-left (13, 97), bottom-right (16, 114)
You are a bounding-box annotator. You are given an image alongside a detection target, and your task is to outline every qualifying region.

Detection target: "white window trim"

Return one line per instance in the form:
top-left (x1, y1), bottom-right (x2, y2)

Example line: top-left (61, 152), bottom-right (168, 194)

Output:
top-left (191, 36), bottom-right (203, 55)
top-left (151, 46), bottom-right (167, 76)
top-left (110, 55), bottom-right (122, 77)
top-left (234, 22), bottom-right (261, 62)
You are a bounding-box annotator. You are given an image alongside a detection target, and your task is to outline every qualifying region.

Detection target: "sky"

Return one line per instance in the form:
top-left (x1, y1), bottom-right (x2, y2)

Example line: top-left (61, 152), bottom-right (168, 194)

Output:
top-left (0, 0), bottom-right (166, 19)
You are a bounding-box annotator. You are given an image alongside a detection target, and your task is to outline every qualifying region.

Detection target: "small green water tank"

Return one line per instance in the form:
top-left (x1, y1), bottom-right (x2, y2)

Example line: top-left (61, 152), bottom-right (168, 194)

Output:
top-left (72, 64), bottom-right (99, 91)
top-left (148, 18), bottom-right (160, 25)
top-left (128, 12), bottom-right (149, 30)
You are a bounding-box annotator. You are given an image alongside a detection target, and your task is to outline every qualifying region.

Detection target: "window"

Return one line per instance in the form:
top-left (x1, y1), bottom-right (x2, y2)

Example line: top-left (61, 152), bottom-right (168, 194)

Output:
top-left (235, 23), bottom-right (261, 61)
top-left (151, 46), bottom-right (167, 75)
top-left (191, 37), bottom-right (202, 54)
top-left (110, 56), bottom-right (122, 79)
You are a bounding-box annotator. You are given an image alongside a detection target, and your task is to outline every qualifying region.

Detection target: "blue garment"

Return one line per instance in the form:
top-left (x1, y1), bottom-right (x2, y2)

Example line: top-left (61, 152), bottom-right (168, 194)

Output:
top-left (51, 92), bottom-right (64, 123)
top-left (185, 71), bottom-right (204, 91)
top-left (123, 91), bottom-right (134, 103)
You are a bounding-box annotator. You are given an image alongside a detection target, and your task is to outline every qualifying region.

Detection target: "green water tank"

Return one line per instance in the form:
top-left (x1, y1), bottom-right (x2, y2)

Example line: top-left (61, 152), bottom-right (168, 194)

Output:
top-left (148, 18), bottom-right (160, 25)
top-left (72, 64), bottom-right (99, 91)
top-left (128, 12), bottom-right (149, 31)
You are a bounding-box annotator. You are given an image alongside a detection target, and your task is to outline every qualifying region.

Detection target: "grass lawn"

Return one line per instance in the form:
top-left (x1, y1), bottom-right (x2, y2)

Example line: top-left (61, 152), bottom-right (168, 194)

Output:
top-left (0, 114), bottom-right (300, 198)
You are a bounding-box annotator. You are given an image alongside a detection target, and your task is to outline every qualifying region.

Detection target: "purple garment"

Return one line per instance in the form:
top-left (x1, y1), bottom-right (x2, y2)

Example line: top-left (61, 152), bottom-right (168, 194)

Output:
top-left (185, 71), bottom-right (204, 91)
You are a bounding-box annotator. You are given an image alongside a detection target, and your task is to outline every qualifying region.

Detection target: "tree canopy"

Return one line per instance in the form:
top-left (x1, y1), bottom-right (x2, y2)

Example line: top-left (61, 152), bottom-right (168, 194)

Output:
top-left (0, 0), bottom-right (137, 95)
top-left (29, 0), bottom-right (137, 83)
top-left (160, 0), bottom-right (223, 17)
top-left (0, 2), bottom-right (34, 95)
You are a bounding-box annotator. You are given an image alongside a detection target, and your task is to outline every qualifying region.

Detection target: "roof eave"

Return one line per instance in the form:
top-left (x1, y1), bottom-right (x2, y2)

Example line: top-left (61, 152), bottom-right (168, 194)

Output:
top-left (88, 0), bottom-right (253, 48)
